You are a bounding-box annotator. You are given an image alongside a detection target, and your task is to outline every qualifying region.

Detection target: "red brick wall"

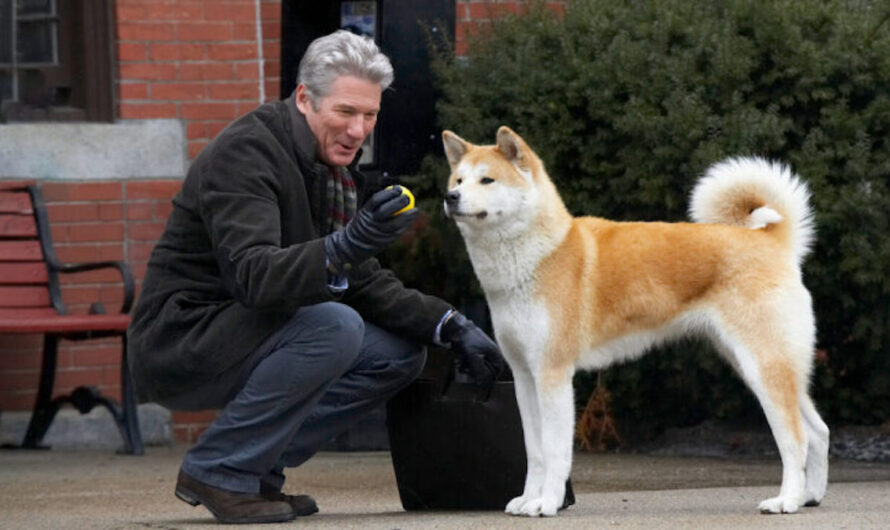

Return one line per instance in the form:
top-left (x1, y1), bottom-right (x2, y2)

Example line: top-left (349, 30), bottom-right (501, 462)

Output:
top-left (116, 0), bottom-right (282, 159)
top-left (2, 0), bottom-right (553, 445)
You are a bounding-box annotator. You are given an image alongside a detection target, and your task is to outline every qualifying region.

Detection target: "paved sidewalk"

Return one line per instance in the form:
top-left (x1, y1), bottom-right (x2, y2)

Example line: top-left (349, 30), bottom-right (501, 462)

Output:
top-left (1, 445), bottom-right (889, 529)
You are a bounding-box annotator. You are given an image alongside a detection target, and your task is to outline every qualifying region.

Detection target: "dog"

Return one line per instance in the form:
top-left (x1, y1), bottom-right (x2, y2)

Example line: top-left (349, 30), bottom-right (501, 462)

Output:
top-left (441, 126), bottom-right (829, 517)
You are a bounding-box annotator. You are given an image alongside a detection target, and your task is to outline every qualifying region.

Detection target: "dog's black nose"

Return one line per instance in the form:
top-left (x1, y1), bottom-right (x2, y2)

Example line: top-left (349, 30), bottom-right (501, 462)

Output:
top-left (445, 190), bottom-right (460, 205)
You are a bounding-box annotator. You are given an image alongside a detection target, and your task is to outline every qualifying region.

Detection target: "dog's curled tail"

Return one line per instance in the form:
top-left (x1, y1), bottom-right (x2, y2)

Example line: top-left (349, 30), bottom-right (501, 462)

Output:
top-left (689, 156), bottom-right (815, 264)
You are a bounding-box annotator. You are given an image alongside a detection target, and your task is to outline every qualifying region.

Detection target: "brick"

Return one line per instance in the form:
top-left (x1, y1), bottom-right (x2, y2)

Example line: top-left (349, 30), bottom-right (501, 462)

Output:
top-left (149, 43), bottom-right (205, 61)
top-left (143, 3), bottom-right (203, 21)
top-left (128, 241), bottom-right (158, 262)
top-left (233, 23), bottom-right (257, 41)
top-left (262, 60), bottom-right (279, 78)
top-left (41, 182), bottom-right (123, 202)
top-left (181, 102), bottom-right (237, 120)
top-left (206, 4), bottom-right (257, 22)
top-left (120, 82), bottom-right (149, 100)
top-left (264, 81), bottom-right (282, 101)
top-left (0, 334), bottom-right (41, 351)
top-left (57, 264), bottom-right (122, 283)
top-left (177, 22), bottom-right (234, 42)
top-left (127, 180), bottom-right (182, 200)
top-left (118, 42), bottom-right (147, 61)
top-left (120, 102), bottom-right (178, 119)
top-left (261, 42), bottom-right (279, 60)
top-left (260, 2), bottom-right (281, 20)
top-left (207, 43), bottom-right (257, 61)
top-left (47, 203), bottom-right (100, 222)
top-left (186, 121), bottom-right (207, 140)
top-left (53, 243), bottom-right (124, 263)
top-left (115, 4), bottom-right (146, 23)
top-left (178, 62), bottom-right (235, 81)
top-left (66, 222), bottom-right (125, 244)
top-left (188, 141), bottom-right (209, 159)
top-left (206, 121), bottom-right (230, 139)
top-left (156, 200), bottom-right (174, 219)
top-left (235, 62), bottom-right (260, 80)
top-left (152, 82), bottom-right (207, 101)
top-left (71, 346), bottom-right (122, 368)
top-left (117, 22), bottom-right (176, 41)
top-left (99, 203), bottom-right (125, 221)
top-left (0, 392), bottom-right (37, 411)
top-left (1, 372), bottom-right (41, 391)
top-left (53, 367), bottom-right (109, 392)
top-left (120, 62), bottom-right (178, 81)
top-left (173, 410), bottom-right (219, 424)
top-left (207, 82), bottom-right (258, 101)
top-left (261, 21), bottom-right (280, 39)
top-left (128, 221), bottom-right (167, 241)
top-left (0, 351), bottom-right (41, 371)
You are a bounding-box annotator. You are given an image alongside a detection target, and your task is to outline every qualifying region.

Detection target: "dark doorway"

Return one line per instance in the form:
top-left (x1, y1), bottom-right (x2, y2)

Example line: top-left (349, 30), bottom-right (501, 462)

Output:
top-left (281, 1), bottom-right (455, 178)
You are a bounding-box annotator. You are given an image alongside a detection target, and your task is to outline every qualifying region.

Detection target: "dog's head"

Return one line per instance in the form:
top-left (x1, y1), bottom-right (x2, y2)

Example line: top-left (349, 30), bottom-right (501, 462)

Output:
top-left (441, 126), bottom-right (545, 237)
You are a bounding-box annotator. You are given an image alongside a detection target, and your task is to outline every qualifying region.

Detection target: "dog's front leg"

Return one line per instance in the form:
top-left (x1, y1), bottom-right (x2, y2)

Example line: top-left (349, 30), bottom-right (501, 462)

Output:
top-left (516, 374), bottom-right (574, 517)
top-left (505, 365), bottom-right (546, 515)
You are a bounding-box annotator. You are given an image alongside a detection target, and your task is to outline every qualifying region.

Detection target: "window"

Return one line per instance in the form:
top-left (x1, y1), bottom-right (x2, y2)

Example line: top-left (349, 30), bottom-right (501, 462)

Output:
top-left (0, 0), bottom-right (114, 122)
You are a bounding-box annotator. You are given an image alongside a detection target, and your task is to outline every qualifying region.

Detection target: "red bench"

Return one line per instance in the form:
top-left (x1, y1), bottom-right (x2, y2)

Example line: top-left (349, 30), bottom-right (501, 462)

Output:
top-left (0, 182), bottom-right (143, 454)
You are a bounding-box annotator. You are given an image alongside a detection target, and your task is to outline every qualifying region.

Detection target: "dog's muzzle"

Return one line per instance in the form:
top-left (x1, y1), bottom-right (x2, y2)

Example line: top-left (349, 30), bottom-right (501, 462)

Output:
top-left (444, 190), bottom-right (460, 218)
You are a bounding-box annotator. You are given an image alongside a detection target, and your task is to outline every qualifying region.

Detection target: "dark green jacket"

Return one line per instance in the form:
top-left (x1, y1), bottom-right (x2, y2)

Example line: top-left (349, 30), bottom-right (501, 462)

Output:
top-left (127, 95), bottom-right (451, 402)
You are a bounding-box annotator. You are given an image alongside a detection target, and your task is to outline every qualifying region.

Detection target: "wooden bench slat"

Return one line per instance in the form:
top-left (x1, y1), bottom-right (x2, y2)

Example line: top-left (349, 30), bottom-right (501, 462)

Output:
top-left (0, 214), bottom-right (38, 238)
top-left (0, 192), bottom-right (34, 214)
top-left (0, 262), bottom-right (49, 284)
top-left (0, 313), bottom-right (130, 334)
top-left (0, 307), bottom-right (57, 319)
top-left (0, 286), bottom-right (51, 308)
top-left (0, 241), bottom-right (43, 261)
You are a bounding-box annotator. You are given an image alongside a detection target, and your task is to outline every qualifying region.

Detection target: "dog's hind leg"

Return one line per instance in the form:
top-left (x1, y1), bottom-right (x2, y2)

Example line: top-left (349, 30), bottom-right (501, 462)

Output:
top-left (800, 393), bottom-right (829, 506)
top-left (514, 367), bottom-right (574, 517)
top-left (505, 362), bottom-right (546, 515)
top-left (715, 328), bottom-right (808, 514)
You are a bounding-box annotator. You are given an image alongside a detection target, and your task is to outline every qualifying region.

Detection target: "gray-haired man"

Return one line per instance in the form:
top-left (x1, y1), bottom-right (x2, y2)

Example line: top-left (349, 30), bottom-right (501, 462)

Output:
top-left (127, 30), bottom-right (504, 524)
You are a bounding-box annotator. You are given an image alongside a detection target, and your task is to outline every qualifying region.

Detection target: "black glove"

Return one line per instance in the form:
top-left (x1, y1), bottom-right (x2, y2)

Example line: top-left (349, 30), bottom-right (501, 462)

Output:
top-left (324, 186), bottom-right (418, 271)
top-left (441, 311), bottom-right (506, 387)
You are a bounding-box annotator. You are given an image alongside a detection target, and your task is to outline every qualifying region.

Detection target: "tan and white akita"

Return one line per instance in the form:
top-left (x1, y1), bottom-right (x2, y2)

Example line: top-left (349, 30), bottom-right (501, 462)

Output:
top-left (441, 126), bottom-right (829, 517)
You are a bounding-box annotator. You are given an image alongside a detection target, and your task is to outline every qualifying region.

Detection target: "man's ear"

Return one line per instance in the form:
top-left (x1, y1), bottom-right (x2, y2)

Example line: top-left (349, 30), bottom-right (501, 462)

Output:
top-left (442, 130), bottom-right (471, 169)
top-left (295, 84), bottom-right (312, 114)
top-left (496, 126), bottom-right (530, 171)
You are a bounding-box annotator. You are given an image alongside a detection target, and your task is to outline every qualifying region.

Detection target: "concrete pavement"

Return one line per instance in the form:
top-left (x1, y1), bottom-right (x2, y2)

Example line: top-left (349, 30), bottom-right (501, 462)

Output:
top-left (2, 445), bottom-right (889, 529)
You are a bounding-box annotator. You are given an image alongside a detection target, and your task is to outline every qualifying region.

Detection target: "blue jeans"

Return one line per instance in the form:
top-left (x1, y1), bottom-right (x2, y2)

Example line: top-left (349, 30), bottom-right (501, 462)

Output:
top-left (160, 302), bottom-right (426, 493)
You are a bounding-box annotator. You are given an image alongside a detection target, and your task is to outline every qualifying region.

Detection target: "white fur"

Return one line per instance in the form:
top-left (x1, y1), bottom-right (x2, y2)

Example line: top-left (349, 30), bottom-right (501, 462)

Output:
top-left (444, 131), bottom-right (828, 517)
top-left (690, 156), bottom-right (815, 265)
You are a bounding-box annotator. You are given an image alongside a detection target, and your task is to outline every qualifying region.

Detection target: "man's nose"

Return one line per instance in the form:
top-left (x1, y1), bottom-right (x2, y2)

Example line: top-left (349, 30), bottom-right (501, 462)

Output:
top-left (346, 115), bottom-right (367, 139)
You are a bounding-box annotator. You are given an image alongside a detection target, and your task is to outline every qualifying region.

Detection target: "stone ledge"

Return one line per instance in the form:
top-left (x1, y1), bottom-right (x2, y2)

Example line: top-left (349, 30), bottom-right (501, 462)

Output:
top-left (0, 403), bottom-right (173, 450)
top-left (0, 120), bottom-right (187, 180)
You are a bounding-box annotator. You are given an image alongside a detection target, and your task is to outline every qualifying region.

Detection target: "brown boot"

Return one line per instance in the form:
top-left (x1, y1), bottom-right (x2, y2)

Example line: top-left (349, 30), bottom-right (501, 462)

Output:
top-left (175, 470), bottom-right (296, 524)
top-left (260, 481), bottom-right (319, 516)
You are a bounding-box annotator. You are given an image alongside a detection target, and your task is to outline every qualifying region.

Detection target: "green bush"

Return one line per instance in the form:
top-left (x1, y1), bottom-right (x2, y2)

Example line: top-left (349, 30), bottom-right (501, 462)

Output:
top-left (389, 0), bottom-right (890, 438)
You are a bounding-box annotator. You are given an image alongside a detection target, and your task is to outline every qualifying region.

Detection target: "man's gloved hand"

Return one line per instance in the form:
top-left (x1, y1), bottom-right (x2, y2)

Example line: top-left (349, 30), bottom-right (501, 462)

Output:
top-left (324, 186), bottom-right (418, 271)
top-left (441, 311), bottom-right (506, 387)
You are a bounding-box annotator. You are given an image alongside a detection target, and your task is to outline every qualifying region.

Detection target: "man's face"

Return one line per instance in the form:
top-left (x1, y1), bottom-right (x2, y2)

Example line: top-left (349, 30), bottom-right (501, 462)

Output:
top-left (295, 75), bottom-right (382, 167)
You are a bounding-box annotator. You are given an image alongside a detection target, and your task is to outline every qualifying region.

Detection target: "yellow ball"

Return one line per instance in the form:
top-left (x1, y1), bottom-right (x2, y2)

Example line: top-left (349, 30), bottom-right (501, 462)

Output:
top-left (386, 185), bottom-right (415, 216)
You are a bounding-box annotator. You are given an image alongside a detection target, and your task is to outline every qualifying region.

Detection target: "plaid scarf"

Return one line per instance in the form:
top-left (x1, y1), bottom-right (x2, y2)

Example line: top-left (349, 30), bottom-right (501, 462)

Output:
top-left (324, 166), bottom-right (357, 233)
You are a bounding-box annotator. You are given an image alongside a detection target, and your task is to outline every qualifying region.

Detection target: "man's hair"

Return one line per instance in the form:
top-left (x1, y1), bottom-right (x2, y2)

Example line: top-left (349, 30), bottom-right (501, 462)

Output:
top-left (298, 30), bottom-right (394, 109)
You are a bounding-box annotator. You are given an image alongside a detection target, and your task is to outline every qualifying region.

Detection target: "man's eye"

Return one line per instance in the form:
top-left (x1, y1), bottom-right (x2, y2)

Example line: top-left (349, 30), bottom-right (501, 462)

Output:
top-left (480, 177), bottom-right (495, 185)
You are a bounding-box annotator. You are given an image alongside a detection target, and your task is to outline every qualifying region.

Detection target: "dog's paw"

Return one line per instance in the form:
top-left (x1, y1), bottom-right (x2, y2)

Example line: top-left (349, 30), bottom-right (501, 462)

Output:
top-left (758, 495), bottom-right (801, 514)
top-left (505, 495), bottom-right (529, 515)
top-left (508, 496), bottom-right (560, 517)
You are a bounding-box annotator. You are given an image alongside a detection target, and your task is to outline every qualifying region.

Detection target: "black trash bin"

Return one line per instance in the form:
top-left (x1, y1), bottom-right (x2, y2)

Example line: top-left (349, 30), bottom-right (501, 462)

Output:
top-left (386, 349), bottom-right (574, 511)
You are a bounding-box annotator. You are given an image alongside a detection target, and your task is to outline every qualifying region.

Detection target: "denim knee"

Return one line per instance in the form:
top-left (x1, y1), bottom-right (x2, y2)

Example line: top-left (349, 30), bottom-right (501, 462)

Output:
top-left (277, 302), bottom-right (364, 373)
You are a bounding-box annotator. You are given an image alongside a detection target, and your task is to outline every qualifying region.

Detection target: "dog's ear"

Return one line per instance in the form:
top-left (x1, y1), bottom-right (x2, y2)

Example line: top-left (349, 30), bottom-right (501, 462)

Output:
top-left (496, 126), bottom-right (531, 171)
top-left (442, 130), bottom-right (470, 169)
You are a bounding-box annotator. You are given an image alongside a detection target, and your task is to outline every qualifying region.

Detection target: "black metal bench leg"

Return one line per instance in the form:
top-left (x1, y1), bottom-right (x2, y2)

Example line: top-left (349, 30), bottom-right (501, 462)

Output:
top-left (118, 337), bottom-right (144, 455)
top-left (22, 335), bottom-right (61, 449)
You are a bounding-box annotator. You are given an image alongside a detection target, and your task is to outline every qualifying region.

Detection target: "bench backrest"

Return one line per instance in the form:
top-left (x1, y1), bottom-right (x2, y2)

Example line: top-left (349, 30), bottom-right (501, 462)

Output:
top-left (0, 183), bottom-right (65, 318)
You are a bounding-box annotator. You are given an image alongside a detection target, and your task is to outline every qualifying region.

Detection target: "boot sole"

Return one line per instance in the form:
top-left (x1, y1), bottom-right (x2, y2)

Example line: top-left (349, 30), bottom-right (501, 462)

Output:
top-left (175, 484), bottom-right (297, 524)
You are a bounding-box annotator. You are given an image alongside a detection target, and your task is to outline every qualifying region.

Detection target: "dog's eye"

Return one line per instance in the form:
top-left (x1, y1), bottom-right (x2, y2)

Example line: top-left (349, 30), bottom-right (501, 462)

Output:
top-left (456, 178), bottom-right (463, 185)
top-left (480, 177), bottom-right (495, 185)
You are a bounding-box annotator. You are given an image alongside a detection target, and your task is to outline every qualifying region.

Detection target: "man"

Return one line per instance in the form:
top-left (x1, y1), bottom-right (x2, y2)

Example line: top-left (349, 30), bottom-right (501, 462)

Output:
top-left (127, 30), bottom-right (504, 524)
